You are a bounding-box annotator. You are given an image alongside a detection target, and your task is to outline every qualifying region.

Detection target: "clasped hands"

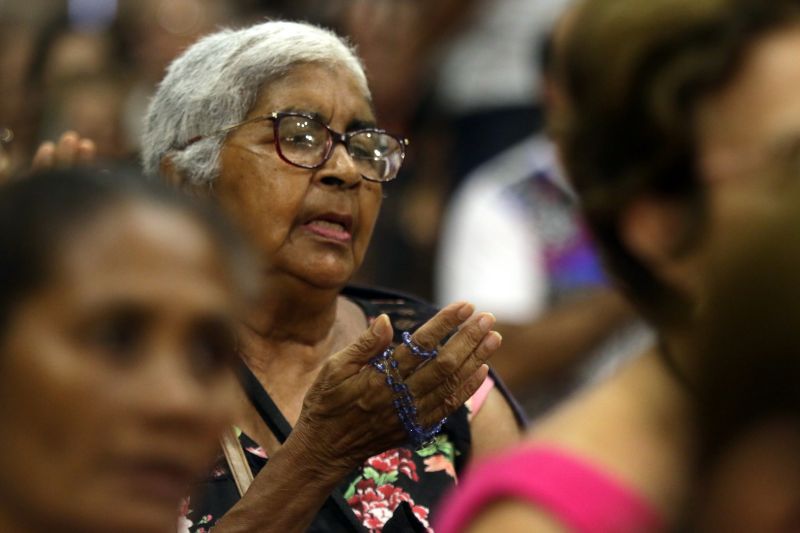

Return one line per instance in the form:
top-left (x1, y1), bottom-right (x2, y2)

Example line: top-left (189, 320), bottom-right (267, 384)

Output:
top-left (293, 302), bottom-right (501, 471)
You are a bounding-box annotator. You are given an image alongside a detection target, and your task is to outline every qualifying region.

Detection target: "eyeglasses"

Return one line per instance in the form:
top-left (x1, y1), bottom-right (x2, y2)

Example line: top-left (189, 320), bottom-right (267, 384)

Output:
top-left (184, 112), bottom-right (409, 183)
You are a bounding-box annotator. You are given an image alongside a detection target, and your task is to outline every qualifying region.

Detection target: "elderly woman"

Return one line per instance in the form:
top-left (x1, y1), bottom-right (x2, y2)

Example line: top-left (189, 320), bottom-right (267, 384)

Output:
top-left (434, 0), bottom-right (800, 531)
top-left (136, 21), bottom-right (522, 532)
top-left (0, 168), bottom-right (253, 533)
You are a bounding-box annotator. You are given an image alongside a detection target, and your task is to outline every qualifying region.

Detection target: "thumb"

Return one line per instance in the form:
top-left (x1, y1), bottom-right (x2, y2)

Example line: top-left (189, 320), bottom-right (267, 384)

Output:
top-left (328, 314), bottom-right (393, 380)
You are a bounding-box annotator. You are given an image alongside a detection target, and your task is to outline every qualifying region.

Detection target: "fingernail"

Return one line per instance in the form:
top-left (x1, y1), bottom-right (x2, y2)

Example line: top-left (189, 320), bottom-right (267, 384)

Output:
top-left (457, 302), bottom-right (474, 320)
top-left (372, 314), bottom-right (389, 336)
top-left (478, 313), bottom-right (495, 332)
top-left (484, 332), bottom-right (502, 350)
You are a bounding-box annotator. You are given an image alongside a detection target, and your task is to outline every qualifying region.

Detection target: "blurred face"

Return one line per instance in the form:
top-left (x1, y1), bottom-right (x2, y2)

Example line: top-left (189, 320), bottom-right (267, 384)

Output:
top-left (697, 24), bottom-right (800, 255)
top-left (214, 63), bottom-right (383, 290)
top-left (0, 202), bottom-right (240, 533)
top-left (632, 24), bottom-right (800, 302)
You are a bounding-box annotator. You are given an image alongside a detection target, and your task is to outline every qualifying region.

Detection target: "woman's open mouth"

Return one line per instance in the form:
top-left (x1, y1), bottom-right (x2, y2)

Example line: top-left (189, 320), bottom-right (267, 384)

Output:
top-left (303, 214), bottom-right (353, 243)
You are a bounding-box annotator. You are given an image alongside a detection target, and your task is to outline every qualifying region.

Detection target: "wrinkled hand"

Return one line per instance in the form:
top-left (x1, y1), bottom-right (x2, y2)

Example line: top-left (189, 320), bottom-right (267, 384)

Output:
top-left (292, 302), bottom-right (501, 472)
top-left (31, 131), bottom-right (96, 170)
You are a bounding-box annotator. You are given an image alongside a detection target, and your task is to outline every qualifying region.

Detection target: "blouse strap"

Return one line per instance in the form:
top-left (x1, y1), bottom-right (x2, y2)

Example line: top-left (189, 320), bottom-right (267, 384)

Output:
top-left (219, 426), bottom-right (254, 496)
top-left (236, 360), bottom-right (367, 532)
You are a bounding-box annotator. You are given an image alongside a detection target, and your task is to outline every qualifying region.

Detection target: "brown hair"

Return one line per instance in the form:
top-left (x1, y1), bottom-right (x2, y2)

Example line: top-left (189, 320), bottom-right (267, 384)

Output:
top-left (557, 0), bottom-right (800, 323)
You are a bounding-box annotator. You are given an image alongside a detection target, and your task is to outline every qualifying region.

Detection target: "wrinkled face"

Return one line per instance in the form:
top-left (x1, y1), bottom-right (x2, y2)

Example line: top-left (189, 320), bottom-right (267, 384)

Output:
top-left (697, 25), bottom-right (800, 253)
top-left (0, 203), bottom-right (240, 533)
top-left (214, 63), bottom-right (383, 290)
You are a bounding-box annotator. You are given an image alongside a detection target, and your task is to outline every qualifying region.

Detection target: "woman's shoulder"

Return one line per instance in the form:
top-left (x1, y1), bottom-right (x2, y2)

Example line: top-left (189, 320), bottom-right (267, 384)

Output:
top-left (527, 349), bottom-right (693, 520)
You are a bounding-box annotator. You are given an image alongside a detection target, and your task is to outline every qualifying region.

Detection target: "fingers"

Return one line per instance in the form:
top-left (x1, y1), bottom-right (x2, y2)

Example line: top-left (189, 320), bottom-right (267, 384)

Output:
top-left (55, 131), bottom-right (80, 167)
top-left (407, 312), bottom-right (500, 399)
top-left (31, 142), bottom-right (55, 170)
top-left (393, 301), bottom-right (474, 377)
top-left (414, 330), bottom-right (500, 415)
top-left (418, 364), bottom-right (490, 427)
top-left (31, 131), bottom-right (98, 172)
top-left (77, 138), bottom-right (97, 163)
top-left (324, 314), bottom-right (393, 382)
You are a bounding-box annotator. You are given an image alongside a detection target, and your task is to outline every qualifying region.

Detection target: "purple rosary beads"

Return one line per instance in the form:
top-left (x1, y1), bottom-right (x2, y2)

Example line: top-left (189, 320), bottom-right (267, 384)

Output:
top-left (371, 332), bottom-right (447, 448)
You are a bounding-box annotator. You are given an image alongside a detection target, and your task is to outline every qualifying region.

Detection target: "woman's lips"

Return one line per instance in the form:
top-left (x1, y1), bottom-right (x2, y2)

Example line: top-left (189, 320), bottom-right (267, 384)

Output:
top-left (303, 219), bottom-right (352, 242)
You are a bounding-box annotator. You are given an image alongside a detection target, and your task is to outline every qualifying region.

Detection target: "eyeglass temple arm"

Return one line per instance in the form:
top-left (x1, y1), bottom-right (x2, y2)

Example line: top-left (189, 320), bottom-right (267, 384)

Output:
top-left (183, 114), bottom-right (279, 148)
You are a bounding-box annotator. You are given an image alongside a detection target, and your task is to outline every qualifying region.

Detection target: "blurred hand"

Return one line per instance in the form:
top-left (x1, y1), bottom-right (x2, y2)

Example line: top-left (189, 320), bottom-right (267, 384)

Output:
top-left (293, 302), bottom-right (500, 471)
top-left (31, 131), bottom-right (97, 170)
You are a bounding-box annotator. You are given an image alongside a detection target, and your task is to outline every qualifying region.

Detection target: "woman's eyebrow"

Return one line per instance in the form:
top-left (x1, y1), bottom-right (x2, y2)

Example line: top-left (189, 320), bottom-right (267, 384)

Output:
top-left (347, 118), bottom-right (377, 131)
top-left (278, 107), bottom-right (377, 131)
top-left (280, 106), bottom-right (326, 122)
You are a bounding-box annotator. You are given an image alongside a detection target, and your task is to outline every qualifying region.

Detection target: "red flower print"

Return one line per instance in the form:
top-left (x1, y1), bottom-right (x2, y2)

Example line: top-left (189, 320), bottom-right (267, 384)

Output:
top-left (348, 478), bottom-right (431, 532)
top-left (366, 448), bottom-right (419, 481)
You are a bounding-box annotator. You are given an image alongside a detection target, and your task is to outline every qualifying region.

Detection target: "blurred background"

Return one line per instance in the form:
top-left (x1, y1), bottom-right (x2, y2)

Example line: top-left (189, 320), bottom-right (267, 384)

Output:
top-left (0, 0), bottom-right (570, 301)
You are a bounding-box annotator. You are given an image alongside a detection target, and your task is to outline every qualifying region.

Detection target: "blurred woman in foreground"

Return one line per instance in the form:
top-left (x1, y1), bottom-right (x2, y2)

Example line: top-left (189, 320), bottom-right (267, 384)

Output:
top-left (437, 0), bottom-right (800, 531)
top-left (0, 168), bottom-right (255, 533)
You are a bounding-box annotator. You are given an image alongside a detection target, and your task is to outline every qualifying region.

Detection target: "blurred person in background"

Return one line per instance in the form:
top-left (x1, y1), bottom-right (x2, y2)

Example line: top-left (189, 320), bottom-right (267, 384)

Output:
top-left (20, 7), bottom-right (134, 166)
top-left (435, 0), bottom-right (800, 530)
top-left (436, 3), bottom-right (651, 418)
top-left (136, 20), bottom-right (522, 532)
top-left (433, 0), bottom-right (572, 183)
top-left (0, 167), bottom-right (256, 533)
top-left (114, 0), bottom-right (243, 152)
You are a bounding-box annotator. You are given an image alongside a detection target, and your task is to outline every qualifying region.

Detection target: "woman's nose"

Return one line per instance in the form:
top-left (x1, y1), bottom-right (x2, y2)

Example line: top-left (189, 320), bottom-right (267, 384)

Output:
top-left (130, 350), bottom-right (216, 432)
top-left (317, 143), bottom-right (362, 188)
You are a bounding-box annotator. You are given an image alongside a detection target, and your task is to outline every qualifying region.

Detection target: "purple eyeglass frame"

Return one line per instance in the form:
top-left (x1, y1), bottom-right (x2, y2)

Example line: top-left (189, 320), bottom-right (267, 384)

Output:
top-left (180, 111), bottom-right (409, 182)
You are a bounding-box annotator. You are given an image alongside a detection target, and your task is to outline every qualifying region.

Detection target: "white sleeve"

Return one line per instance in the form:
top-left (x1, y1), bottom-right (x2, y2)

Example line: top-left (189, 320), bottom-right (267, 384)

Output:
top-left (435, 183), bottom-right (548, 323)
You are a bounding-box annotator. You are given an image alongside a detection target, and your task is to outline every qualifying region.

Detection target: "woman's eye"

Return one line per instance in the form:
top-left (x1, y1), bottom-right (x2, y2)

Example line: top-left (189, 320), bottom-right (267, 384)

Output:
top-left (283, 132), bottom-right (318, 147)
top-left (349, 143), bottom-right (373, 158)
top-left (188, 322), bottom-right (238, 377)
top-left (85, 313), bottom-right (145, 363)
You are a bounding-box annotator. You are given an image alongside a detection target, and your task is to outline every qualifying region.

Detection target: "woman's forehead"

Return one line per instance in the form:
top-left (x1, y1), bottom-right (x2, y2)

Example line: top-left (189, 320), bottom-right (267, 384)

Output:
top-left (249, 63), bottom-right (374, 123)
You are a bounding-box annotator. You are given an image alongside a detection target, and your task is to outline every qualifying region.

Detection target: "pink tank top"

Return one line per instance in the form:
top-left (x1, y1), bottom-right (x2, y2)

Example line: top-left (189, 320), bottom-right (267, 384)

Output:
top-left (434, 446), bottom-right (663, 533)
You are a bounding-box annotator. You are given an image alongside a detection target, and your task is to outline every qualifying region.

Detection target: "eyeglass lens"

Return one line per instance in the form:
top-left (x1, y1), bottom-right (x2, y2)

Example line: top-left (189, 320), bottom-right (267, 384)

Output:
top-left (276, 115), bottom-right (403, 181)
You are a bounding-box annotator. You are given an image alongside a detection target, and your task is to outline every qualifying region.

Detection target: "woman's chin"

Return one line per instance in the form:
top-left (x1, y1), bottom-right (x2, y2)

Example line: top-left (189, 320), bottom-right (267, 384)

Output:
top-left (293, 263), bottom-right (355, 291)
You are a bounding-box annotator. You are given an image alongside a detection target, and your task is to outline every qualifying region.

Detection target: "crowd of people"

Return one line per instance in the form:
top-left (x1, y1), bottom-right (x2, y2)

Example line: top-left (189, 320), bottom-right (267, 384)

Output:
top-left (1, 0), bottom-right (799, 532)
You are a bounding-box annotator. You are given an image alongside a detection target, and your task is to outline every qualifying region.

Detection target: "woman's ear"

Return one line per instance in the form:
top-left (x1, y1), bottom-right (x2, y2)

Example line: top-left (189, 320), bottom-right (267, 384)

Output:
top-left (619, 196), bottom-right (703, 310)
top-left (620, 196), bottom-right (690, 267)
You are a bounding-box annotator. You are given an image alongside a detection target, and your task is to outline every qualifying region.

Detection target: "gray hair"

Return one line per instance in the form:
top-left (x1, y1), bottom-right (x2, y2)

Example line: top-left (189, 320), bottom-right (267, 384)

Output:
top-left (141, 20), bottom-right (370, 185)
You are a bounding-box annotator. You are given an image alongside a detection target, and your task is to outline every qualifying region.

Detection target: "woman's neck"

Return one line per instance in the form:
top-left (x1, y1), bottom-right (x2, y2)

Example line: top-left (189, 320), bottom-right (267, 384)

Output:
top-left (237, 275), bottom-right (361, 379)
top-left (246, 277), bottom-right (342, 345)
